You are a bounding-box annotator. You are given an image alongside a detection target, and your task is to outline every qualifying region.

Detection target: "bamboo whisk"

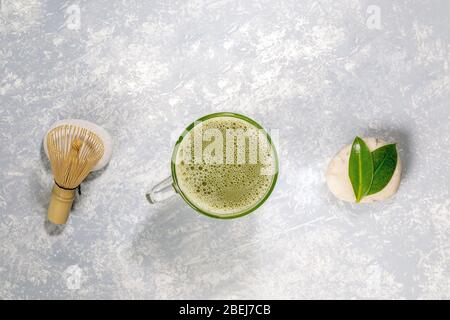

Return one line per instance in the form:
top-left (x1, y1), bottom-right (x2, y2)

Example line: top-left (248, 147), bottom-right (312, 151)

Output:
top-left (47, 125), bottom-right (104, 224)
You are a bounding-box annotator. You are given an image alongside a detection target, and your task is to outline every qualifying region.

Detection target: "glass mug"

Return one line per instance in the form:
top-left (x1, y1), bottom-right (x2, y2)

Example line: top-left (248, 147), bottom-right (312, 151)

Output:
top-left (146, 112), bottom-right (279, 219)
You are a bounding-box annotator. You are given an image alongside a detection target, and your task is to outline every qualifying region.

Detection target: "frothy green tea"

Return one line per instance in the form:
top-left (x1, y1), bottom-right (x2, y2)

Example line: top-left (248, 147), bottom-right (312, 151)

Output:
top-left (174, 116), bottom-right (277, 217)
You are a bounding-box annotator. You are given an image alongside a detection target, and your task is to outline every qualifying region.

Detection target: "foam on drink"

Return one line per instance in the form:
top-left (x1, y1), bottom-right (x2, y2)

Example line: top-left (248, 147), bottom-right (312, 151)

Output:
top-left (174, 116), bottom-right (277, 216)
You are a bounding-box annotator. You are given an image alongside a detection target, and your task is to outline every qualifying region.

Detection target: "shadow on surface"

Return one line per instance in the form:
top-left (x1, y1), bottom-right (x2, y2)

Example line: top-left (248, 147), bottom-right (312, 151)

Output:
top-left (361, 127), bottom-right (414, 178)
top-left (131, 197), bottom-right (258, 298)
top-left (43, 219), bottom-right (66, 236)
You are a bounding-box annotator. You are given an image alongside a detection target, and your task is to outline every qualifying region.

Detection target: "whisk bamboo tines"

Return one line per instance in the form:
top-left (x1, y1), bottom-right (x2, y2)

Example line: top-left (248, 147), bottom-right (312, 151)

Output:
top-left (47, 125), bottom-right (104, 224)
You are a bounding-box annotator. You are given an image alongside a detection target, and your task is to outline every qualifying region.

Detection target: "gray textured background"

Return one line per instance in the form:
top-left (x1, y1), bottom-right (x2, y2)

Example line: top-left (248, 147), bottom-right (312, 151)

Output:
top-left (1, 0), bottom-right (449, 299)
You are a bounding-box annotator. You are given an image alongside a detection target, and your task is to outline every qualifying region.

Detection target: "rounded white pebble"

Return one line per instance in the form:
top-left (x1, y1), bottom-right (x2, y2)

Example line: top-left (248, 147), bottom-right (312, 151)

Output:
top-left (326, 137), bottom-right (401, 203)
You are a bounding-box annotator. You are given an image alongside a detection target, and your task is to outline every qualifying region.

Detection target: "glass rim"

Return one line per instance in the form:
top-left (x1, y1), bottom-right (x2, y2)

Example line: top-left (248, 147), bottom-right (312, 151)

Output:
top-left (170, 112), bottom-right (279, 219)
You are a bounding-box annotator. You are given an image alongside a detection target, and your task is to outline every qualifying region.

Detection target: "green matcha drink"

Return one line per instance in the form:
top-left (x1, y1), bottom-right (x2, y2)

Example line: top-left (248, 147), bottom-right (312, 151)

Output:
top-left (172, 113), bottom-right (278, 218)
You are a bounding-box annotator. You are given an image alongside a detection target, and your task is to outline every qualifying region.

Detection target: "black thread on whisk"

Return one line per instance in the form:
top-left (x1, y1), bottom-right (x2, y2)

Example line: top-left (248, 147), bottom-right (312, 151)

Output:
top-left (54, 180), bottom-right (82, 196)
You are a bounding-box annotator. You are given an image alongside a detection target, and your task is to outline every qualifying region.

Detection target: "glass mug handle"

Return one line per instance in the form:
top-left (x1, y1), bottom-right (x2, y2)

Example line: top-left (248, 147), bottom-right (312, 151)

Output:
top-left (146, 176), bottom-right (178, 204)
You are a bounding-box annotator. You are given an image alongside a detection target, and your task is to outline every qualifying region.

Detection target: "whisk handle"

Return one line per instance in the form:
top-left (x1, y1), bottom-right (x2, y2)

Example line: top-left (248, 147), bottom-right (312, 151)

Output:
top-left (48, 184), bottom-right (76, 224)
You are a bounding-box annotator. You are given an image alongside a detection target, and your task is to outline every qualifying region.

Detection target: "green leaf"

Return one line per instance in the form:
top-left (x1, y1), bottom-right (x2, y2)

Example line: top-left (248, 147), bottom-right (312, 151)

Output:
top-left (348, 137), bottom-right (373, 203)
top-left (367, 144), bottom-right (398, 195)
